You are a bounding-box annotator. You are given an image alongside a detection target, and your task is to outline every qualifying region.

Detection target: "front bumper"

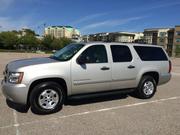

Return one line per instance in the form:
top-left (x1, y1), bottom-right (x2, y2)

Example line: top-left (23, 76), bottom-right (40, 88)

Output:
top-left (1, 80), bottom-right (28, 105)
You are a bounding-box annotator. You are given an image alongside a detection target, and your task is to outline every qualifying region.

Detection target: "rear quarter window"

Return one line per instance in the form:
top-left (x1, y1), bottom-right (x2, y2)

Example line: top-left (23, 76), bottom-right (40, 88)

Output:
top-left (134, 46), bottom-right (168, 61)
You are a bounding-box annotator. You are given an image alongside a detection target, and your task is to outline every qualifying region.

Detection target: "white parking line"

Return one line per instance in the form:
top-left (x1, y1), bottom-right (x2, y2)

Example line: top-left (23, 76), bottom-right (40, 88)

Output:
top-left (13, 110), bottom-right (20, 135)
top-left (0, 96), bottom-right (179, 130)
top-left (172, 72), bottom-right (180, 76)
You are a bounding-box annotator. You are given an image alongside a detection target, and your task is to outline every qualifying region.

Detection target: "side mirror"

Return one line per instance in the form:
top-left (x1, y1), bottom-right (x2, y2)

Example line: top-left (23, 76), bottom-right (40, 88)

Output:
top-left (77, 55), bottom-right (86, 65)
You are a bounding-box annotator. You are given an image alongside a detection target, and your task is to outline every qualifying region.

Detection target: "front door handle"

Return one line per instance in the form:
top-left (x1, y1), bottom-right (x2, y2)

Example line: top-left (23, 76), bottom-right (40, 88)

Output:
top-left (127, 65), bottom-right (135, 69)
top-left (101, 67), bottom-right (110, 70)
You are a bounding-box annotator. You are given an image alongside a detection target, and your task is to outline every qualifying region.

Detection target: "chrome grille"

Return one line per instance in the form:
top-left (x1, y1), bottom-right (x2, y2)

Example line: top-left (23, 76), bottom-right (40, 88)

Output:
top-left (4, 65), bottom-right (8, 82)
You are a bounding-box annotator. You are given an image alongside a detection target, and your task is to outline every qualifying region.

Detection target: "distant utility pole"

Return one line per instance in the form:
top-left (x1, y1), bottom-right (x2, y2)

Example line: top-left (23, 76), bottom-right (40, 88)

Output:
top-left (43, 23), bottom-right (46, 36)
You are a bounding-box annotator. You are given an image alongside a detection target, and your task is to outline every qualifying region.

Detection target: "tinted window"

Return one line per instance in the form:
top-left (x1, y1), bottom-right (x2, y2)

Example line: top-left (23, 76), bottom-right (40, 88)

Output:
top-left (80, 45), bottom-right (108, 63)
top-left (111, 45), bottom-right (132, 62)
top-left (134, 46), bottom-right (168, 61)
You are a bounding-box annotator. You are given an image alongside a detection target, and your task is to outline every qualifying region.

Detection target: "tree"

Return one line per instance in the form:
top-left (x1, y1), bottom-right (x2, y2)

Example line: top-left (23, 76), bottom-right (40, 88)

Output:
top-left (60, 37), bottom-right (72, 48)
top-left (51, 37), bottom-right (72, 50)
top-left (21, 29), bottom-right (36, 36)
top-left (0, 31), bottom-right (18, 49)
top-left (51, 38), bottom-right (62, 50)
top-left (41, 35), bottom-right (54, 49)
top-left (19, 34), bottom-right (39, 50)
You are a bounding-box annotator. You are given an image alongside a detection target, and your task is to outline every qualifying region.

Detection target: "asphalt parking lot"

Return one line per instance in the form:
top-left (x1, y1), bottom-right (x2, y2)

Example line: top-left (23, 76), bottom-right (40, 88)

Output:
top-left (0, 52), bottom-right (180, 135)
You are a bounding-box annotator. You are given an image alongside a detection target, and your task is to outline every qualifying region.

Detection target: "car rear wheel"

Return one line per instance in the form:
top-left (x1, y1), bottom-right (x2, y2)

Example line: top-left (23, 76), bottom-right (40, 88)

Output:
top-left (136, 75), bottom-right (157, 99)
top-left (30, 81), bottom-right (65, 114)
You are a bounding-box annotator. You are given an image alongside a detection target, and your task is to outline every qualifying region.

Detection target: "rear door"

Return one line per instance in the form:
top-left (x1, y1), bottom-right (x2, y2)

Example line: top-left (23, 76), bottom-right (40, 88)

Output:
top-left (110, 45), bottom-right (138, 89)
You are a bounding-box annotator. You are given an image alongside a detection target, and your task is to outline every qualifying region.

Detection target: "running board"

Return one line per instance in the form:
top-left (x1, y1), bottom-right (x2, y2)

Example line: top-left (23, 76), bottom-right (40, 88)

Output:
top-left (68, 88), bottom-right (135, 100)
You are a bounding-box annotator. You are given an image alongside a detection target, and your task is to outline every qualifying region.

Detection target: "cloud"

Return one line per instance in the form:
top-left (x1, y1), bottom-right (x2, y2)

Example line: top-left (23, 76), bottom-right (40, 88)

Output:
top-left (148, 1), bottom-right (180, 9)
top-left (0, 0), bottom-right (15, 10)
top-left (130, 1), bottom-right (180, 13)
top-left (0, 16), bottom-right (32, 31)
top-left (80, 16), bottom-right (145, 33)
top-left (71, 13), bottom-right (108, 25)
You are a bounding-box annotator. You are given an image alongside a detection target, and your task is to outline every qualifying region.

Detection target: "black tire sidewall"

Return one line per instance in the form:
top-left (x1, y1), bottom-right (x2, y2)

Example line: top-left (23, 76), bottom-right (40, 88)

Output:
top-left (30, 82), bottom-right (65, 114)
top-left (138, 76), bottom-right (157, 99)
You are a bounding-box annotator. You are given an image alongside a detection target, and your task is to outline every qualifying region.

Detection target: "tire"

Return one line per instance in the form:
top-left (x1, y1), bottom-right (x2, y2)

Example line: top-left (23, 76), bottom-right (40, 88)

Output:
top-left (136, 75), bottom-right (157, 99)
top-left (30, 81), bottom-right (65, 114)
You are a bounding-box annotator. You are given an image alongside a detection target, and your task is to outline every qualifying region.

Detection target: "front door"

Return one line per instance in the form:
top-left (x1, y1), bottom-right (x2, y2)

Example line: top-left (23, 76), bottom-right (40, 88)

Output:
top-left (71, 45), bottom-right (111, 95)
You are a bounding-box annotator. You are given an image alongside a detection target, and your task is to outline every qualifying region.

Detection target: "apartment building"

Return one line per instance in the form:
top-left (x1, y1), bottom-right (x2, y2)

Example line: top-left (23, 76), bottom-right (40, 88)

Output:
top-left (173, 26), bottom-right (180, 57)
top-left (166, 29), bottom-right (174, 56)
top-left (83, 32), bottom-right (143, 43)
top-left (82, 25), bottom-right (180, 57)
top-left (144, 26), bottom-right (180, 56)
top-left (144, 28), bottom-right (172, 48)
top-left (44, 26), bottom-right (80, 39)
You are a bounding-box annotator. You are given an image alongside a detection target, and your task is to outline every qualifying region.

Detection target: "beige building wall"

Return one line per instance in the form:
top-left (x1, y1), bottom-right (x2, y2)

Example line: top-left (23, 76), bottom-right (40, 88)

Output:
top-left (173, 26), bottom-right (180, 57)
top-left (44, 26), bottom-right (80, 39)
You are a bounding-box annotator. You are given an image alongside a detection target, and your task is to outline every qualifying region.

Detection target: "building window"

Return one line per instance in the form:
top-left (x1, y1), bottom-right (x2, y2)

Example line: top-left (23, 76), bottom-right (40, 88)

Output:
top-left (176, 38), bottom-right (180, 42)
top-left (176, 31), bottom-right (180, 36)
top-left (159, 32), bottom-right (166, 37)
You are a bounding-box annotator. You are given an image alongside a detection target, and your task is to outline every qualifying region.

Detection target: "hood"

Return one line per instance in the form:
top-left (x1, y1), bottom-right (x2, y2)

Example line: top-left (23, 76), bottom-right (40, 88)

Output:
top-left (7, 57), bottom-right (58, 71)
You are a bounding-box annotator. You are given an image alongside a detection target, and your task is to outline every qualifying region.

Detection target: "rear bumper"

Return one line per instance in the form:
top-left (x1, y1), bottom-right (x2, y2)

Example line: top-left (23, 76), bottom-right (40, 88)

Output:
top-left (1, 80), bottom-right (28, 105)
top-left (158, 73), bottom-right (171, 85)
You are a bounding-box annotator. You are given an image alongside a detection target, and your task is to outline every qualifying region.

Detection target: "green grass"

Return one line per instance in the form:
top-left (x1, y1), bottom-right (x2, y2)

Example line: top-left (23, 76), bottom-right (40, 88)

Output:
top-left (0, 49), bottom-right (52, 54)
top-left (0, 49), bottom-right (28, 53)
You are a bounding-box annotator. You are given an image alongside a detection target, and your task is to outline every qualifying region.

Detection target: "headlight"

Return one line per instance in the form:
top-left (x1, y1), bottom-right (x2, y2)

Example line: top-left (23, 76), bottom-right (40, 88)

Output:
top-left (8, 72), bottom-right (24, 84)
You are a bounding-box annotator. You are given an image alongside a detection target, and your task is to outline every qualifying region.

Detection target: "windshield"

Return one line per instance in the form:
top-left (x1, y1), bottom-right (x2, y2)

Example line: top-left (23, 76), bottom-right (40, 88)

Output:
top-left (51, 43), bottom-right (85, 61)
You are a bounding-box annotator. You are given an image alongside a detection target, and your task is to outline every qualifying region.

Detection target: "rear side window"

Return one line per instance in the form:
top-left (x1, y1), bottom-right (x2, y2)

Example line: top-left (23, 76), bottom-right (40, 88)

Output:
top-left (134, 46), bottom-right (168, 61)
top-left (111, 45), bottom-right (132, 62)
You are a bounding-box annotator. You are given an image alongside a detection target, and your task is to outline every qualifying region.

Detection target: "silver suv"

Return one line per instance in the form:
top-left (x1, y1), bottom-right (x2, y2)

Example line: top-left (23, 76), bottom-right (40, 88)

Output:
top-left (1, 42), bottom-right (171, 114)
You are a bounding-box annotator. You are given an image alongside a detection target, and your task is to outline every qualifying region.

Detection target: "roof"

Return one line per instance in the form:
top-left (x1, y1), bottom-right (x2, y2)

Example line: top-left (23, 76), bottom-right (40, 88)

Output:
top-left (144, 28), bottom-right (173, 31)
top-left (81, 41), bottom-right (163, 48)
top-left (47, 26), bottom-right (74, 28)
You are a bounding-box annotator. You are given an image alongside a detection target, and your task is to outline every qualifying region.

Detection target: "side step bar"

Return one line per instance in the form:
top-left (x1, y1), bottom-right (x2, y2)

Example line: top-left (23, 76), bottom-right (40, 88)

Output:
top-left (68, 88), bottom-right (135, 100)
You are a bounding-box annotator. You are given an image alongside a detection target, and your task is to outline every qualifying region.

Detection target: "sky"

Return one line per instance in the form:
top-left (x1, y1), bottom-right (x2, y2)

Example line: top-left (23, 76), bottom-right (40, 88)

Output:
top-left (0, 0), bottom-right (180, 35)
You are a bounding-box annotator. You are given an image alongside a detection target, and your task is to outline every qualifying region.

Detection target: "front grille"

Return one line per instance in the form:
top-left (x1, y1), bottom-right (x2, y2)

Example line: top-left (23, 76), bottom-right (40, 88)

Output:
top-left (4, 65), bottom-right (8, 83)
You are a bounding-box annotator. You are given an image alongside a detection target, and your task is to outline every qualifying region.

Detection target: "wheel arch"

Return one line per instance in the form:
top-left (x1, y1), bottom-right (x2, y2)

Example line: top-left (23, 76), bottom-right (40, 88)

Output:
top-left (141, 71), bottom-right (159, 85)
top-left (27, 77), bottom-right (68, 105)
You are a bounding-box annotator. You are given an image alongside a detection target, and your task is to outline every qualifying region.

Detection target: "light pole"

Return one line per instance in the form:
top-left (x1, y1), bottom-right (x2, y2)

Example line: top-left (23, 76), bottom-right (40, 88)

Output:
top-left (0, 26), bottom-right (2, 32)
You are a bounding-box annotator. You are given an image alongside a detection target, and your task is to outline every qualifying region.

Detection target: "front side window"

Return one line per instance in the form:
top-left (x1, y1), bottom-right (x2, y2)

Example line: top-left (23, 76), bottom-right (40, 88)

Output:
top-left (80, 45), bottom-right (108, 63)
top-left (111, 45), bottom-right (132, 62)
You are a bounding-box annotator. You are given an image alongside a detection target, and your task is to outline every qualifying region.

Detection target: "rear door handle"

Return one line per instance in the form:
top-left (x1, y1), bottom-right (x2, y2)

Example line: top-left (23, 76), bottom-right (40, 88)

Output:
top-left (101, 67), bottom-right (110, 70)
top-left (127, 65), bottom-right (135, 69)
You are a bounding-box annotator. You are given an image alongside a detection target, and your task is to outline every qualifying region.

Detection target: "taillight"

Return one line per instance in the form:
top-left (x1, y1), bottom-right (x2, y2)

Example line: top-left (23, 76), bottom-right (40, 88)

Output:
top-left (169, 60), bottom-right (172, 73)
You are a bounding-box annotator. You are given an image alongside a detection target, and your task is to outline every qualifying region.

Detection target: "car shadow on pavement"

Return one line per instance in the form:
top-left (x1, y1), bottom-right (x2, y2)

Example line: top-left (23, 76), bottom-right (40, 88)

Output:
top-left (5, 92), bottom-right (132, 114)
top-left (6, 99), bottom-right (29, 113)
top-left (65, 93), bottom-right (128, 106)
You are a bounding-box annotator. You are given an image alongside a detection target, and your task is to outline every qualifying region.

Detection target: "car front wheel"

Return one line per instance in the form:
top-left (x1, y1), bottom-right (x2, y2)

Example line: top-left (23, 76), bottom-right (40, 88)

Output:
top-left (30, 82), bottom-right (65, 114)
